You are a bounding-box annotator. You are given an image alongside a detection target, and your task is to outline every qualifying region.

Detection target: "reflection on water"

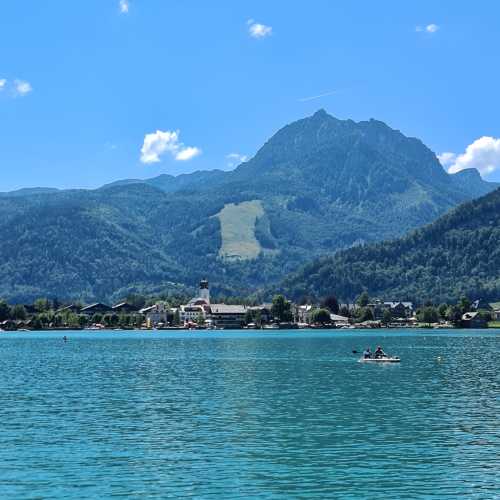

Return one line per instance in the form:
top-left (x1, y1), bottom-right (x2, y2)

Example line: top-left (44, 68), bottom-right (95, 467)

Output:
top-left (0, 330), bottom-right (498, 498)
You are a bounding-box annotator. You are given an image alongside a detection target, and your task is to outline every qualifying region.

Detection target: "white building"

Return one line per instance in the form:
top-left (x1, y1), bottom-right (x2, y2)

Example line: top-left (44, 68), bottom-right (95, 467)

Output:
top-left (140, 302), bottom-right (169, 326)
top-left (180, 279), bottom-right (211, 325)
top-left (180, 304), bottom-right (208, 324)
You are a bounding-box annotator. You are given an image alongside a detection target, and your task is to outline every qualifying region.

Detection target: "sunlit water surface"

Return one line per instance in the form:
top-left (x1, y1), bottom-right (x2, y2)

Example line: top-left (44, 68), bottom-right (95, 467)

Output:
top-left (0, 329), bottom-right (498, 499)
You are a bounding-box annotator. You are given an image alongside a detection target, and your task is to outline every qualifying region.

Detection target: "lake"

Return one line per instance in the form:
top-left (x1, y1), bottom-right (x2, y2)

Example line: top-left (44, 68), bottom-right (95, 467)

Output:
top-left (0, 329), bottom-right (498, 499)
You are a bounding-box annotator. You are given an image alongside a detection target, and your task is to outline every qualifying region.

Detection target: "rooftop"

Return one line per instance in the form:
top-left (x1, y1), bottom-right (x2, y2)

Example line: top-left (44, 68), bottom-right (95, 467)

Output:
top-left (210, 304), bottom-right (247, 314)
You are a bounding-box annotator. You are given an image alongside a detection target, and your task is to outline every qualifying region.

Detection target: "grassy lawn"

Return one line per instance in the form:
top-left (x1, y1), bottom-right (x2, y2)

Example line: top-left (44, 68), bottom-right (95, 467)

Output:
top-left (488, 321), bottom-right (500, 328)
top-left (216, 200), bottom-right (264, 260)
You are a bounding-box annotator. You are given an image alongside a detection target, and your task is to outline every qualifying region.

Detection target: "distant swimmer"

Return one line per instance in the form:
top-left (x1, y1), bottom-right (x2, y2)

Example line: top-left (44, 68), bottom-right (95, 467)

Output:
top-left (63, 335), bottom-right (68, 342)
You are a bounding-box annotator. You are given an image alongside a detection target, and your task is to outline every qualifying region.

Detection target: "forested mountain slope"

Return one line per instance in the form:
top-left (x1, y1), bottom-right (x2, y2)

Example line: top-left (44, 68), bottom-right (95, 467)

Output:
top-left (280, 188), bottom-right (500, 303)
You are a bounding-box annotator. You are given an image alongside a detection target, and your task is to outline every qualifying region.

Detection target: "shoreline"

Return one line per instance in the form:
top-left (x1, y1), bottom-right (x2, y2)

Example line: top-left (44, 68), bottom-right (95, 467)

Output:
top-left (2, 325), bottom-right (499, 334)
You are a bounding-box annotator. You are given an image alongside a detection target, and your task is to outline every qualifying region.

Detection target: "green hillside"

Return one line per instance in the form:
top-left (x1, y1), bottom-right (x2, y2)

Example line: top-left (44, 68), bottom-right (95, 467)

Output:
top-left (280, 188), bottom-right (500, 303)
top-left (0, 110), bottom-right (498, 303)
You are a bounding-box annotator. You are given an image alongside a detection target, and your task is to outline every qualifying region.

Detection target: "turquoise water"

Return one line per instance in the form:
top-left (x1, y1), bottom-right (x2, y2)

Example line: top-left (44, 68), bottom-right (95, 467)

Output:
top-left (0, 329), bottom-right (498, 499)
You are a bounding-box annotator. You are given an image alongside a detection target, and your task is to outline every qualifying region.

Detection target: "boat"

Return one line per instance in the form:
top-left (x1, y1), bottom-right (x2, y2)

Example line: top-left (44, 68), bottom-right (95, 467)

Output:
top-left (359, 356), bottom-right (400, 363)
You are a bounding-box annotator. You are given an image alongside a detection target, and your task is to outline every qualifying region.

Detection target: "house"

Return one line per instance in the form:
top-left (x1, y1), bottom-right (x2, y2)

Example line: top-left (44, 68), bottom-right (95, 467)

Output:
top-left (55, 304), bottom-right (81, 314)
top-left (247, 304), bottom-right (273, 324)
top-left (209, 304), bottom-right (247, 329)
top-left (112, 302), bottom-right (138, 314)
top-left (80, 303), bottom-right (112, 315)
top-left (367, 301), bottom-right (385, 320)
top-left (492, 309), bottom-right (500, 321)
top-left (180, 304), bottom-right (207, 325)
top-left (140, 303), bottom-right (170, 326)
top-left (384, 302), bottom-right (414, 318)
top-left (295, 304), bottom-right (314, 324)
top-left (330, 313), bottom-right (349, 325)
top-left (339, 303), bottom-right (356, 313)
top-left (461, 312), bottom-right (488, 329)
top-left (0, 319), bottom-right (17, 331)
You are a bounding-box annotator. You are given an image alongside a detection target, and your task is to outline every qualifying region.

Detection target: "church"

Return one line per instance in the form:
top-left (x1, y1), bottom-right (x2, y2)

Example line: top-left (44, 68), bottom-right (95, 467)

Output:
top-left (179, 279), bottom-right (211, 324)
top-left (180, 280), bottom-right (247, 328)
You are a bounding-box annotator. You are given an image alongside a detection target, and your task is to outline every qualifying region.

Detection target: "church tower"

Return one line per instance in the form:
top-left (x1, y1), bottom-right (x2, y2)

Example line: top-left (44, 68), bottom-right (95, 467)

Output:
top-left (199, 279), bottom-right (210, 303)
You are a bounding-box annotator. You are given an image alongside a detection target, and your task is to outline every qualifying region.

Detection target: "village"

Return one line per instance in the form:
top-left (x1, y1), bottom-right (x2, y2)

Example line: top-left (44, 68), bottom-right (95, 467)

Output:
top-left (1, 280), bottom-right (499, 332)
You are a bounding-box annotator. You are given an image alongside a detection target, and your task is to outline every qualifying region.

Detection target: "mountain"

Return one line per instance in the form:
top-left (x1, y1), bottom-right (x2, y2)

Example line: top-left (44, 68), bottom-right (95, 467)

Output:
top-left (280, 187), bottom-right (500, 303)
top-left (448, 168), bottom-right (497, 199)
top-left (0, 110), bottom-right (498, 303)
top-left (101, 169), bottom-right (227, 193)
top-left (0, 187), bottom-right (60, 197)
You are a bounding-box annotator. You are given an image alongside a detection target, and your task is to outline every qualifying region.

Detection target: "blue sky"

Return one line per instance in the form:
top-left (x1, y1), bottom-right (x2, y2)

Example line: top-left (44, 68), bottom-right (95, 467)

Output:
top-left (1, 0), bottom-right (500, 191)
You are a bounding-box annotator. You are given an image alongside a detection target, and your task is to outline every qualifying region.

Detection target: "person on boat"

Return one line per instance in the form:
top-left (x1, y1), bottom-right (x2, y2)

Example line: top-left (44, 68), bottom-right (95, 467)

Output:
top-left (363, 347), bottom-right (372, 359)
top-left (374, 346), bottom-right (386, 358)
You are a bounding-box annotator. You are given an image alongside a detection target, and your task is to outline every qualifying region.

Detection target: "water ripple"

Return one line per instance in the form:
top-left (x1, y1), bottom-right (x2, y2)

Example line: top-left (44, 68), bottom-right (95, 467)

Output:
top-left (0, 330), bottom-right (498, 498)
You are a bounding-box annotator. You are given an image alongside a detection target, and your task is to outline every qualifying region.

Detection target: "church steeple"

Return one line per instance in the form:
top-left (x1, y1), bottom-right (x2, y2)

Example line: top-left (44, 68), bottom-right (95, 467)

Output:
top-left (199, 279), bottom-right (210, 303)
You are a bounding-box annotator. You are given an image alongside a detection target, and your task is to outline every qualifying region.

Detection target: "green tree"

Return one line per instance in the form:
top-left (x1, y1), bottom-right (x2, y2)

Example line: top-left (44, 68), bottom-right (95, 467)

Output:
top-left (459, 297), bottom-right (471, 314)
top-left (37, 313), bottom-right (50, 328)
top-left (245, 309), bottom-right (254, 325)
top-left (0, 300), bottom-right (10, 321)
top-left (356, 307), bottom-right (374, 322)
top-left (253, 309), bottom-right (262, 327)
top-left (92, 313), bottom-right (103, 325)
top-left (356, 291), bottom-right (369, 307)
top-left (103, 314), bottom-right (113, 327)
top-left (196, 314), bottom-right (205, 327)
top-left (126, 294), bottom-right (147, 310)
top-left (31, 317), bottom-right (43, 330)
top-left (77, 315), bottom-right (87, 329)
top-left (382, 308), bottom-right (392, 325)
top-left (34, 298), bottom-right (51, 313)
top-left (11, 304), bottom-right (27, 320)
top-left (118, 314), bottom-right (130, 328)
top-left (478, 310), bottom-right (492, 322)
top-left (173, 309), bottom-right (180, 326)
top-left (438, 303), bottom-right (448, 319)
top-left (271, 295), bottom-right (292, 323)
top-left (417, 306), bottom-right (439, 325)
top-left (311, 308), bottom-right (331, 325)
top-left (446, 305), bottom-right (462, 324)
top-left (321, 295), bottom-right (339, 314)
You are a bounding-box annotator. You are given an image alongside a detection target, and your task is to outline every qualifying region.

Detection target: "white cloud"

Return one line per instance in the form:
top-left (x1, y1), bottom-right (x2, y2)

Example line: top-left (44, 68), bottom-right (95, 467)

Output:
top-left (0, 79), bottom-right (6, 91)
top-left (226, 153), bottom-right (248, 168)
top-left (248, 20), bottom-right (272, 39)
top-left (437, 152), bottom-right (457, 167)
top-left (140, 130), bottom-right (201, 164)
top-left (416, 24), bottom-right (440, 33)
top-left (119, 0), bottom-right (129, 13)
top-left (176, 146), bottom-right (201, 161)
top-left (14, 79), bottom-right (32, 96)
top-left (441, 137), bottom-right (500, 177)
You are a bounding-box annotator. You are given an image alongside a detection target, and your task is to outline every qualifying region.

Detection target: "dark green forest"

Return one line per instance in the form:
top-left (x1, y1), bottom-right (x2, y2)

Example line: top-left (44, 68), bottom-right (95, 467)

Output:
top-left (280, 188), bottom-right (500, 303)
